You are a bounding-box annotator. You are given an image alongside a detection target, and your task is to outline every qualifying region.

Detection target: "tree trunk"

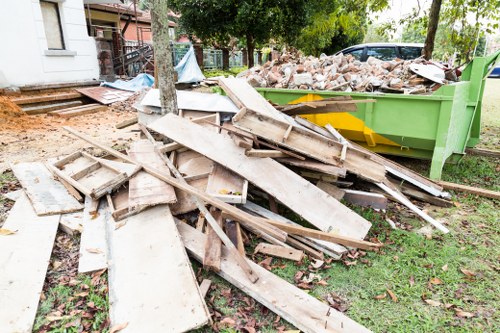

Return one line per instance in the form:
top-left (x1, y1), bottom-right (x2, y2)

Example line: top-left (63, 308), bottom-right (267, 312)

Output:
top-left (151, 0), bottom-right (177, 114)
top-left (423, 0), bottom-right (443, 60)
top-left (246, 34), bottom-right (255, 68)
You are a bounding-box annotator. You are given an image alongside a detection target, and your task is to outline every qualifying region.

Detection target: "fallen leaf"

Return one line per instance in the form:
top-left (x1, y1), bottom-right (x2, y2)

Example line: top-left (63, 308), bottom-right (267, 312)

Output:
top-left (52, 260), bottom-right (62, 270)
top-left (455, 309), bottom-right (474, 318)
top-left (218, 189), bottom-right (231, 195)
top-left (310, 259), bottom-right (324, 269)
top-left (429, 277), bottom-right (443, 285)
top-left (110, 322), bottom-right (129, 333)
top-left (442, 264), bottom-right (448, 271)
top-left (460, 268), bottom-right (476, 277)
top-left (0, 228), bottom-right (17, 236)
top-left (374, 293), bottom-right (387, 300)
top-left (316, 280), bottom-right (328, 286)
top-left (74, 292), bottom-right (89, 297)
top-left (387, 289), bottom-right (398, 302)
top-left (86, 248), bottom-right (103, 254)
top-left (219, 317), bottom-right (236, 328)
top-left (424, 299), bottom-right (442, 307)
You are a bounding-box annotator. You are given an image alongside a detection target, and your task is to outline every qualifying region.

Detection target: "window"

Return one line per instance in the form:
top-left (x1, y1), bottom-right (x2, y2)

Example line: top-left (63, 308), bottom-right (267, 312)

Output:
top-left (366, 47), bottom-right (397, 61)
top-left (40, 1), bottom-right (65, 50)
top-left (345, 48), bottom-right (364, 60)
top-left (399, 47), bottom-right (423, 60)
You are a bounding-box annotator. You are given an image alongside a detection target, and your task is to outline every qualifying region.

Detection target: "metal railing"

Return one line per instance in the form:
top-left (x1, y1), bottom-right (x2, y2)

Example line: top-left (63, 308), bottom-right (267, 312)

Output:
top-left (203, 49), bottom-right (223, 69)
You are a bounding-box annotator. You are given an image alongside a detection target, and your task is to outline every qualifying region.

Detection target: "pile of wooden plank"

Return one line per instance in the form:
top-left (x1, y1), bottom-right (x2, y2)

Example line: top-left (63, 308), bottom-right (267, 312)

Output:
top-left (238, 51), bottom-right (453, 93)
top-left (1, 78), bottom-right (455, 332)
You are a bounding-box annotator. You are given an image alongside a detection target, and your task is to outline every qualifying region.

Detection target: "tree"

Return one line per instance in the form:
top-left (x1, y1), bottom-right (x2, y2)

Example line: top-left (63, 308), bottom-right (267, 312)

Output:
top-left (423, 0), bottom-right (443, 60)
top-left (151, 0), bottom-right (177, 114)
top-left (170, 0), bottom-right (308, 68)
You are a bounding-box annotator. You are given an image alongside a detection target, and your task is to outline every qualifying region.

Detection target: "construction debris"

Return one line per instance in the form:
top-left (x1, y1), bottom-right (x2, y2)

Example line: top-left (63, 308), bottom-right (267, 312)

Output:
top-left (0, 76), bottom-right (456, 333)
top-left (238, 51), bottom-right (451, 93)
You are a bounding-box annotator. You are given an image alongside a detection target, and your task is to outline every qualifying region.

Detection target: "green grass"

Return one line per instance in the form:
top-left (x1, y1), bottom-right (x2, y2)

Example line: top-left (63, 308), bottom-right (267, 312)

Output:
top-left (203, 66), bottom-right (247, 78)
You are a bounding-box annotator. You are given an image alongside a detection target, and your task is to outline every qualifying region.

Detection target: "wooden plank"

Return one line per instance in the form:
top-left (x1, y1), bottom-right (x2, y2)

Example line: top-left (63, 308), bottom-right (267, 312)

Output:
top-left (170, 177), bottom-right (209, 215)
top-left (146, 115), bottom-right (372, 240)
top-left (233, 108), bottom-right (386, 182)
top-left (59, 211), bottom-right (84, 236)
top-left (245, 149), bottom-right (288, 158)
top-left (206, 163), bottom-right (248, 204)
top-left (254, 243), bottom-right (304, 261)
top-left (437, 180), bottom-right (500, 200)
top-left (199, 279), bottom-right (212, 298)
top-left (0, 193), bottom-right (59, 333)
top-left (11, 92), bottom-right (82, 105)
top-left (316, 181), bottom-right (346, 200)
top-left (294, 116), bottom-right (336, 140)
top-left (395, 183), bottom-right (453, 207)
top-left (465, 147), bottom-right (500, 158)
top-left (222, 122), bottom-right (253, 149)
top-left (22, 100), bottom-right (83, 115)
top-left (78, 197), bottom-right (108, 273)
top-left (177, 221), bottom-right (372, 333)
top-left (203, 209), bottom-right (222, 272)
top-left (49, 104), bottom-right (107, 118)
top-left (2, 189), bottom-right (23, 202)
top-left (225, 220), bottom-right (245, 255)
top-left (11, 162), bottom-right (83, 216)
top-left (277, 157), bottom-right (347, 177)
top-left (107, 205), bottom-right (210, 332)
top-left (127, 140), bottom-right (177, 211)
top-left (115, 116), bottom-right (138, 129)
top-left (76, 86), bottom-right (134, 105)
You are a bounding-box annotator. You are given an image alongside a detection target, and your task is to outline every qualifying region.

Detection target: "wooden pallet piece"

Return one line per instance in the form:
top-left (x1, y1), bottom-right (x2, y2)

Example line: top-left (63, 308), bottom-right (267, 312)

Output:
top-left (0, 193), bottom-right (60, 333)
top-left (199, 279), bottom-right (212, 298)
top-left (177, 221), bottom-right (372, 333)
top-left (233, 107), bottom-right (386, 182)
top-left (254, 243), bottom-right (304, 261)
top-left (49, 151), bottom-right (131, 199)
top-left (206, 163), bottom-right (248, 204)
top-left (127, 140), bottom-right (177, 211)
top-left (107, 205), bottom-right (210, 332)
top-left (203, 209), bottom-right (223, 272)
top-left (11, 162), bottom-right (83, 216)
top-left (11, 91), bottom-right (82, 105)
top-left (146, 115), bottom-right (372, 240)
top-left (49, 103), bottom-right (107, 118)
top-left (78, 197), bottom-right (108, 273)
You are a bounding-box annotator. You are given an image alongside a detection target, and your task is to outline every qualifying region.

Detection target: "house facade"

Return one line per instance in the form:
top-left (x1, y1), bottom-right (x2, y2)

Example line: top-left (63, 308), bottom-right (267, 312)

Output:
top-left (0, 0), bottom-right (100, 88)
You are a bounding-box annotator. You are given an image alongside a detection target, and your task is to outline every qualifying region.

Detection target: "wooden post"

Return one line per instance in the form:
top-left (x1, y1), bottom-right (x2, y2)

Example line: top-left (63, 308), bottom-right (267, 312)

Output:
top-left (151, 0), bottom-right (178, 114)
top-left (222, 48), bottom-right (229, 70)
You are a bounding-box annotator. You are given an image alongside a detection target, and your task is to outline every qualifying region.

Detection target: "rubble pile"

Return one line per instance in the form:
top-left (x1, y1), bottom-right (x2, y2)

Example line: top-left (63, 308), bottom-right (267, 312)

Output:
top-left (239, 52), bottom-right (449, 94)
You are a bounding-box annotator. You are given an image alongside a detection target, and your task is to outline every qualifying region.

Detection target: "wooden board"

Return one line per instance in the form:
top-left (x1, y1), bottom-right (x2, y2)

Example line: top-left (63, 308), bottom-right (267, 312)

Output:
top-left (233, 108), bottom-right (386, 182)
top-left (438, 180), bottom-right (500, 200)
top-left (78, 197), bottom-right (108, 273)
top-left (127, 140), bottom-right (177, 211)
top-left (170, 177), bottom-right (209, 215)
top-left (277, 157), bottom-right (347, 177)
top-left (76, 86), bottom-right (134, 105)
top-left (254, 243), bottom-right (304, 261)
top-left (177, 221), bottom-right (372, 333)
top-left (0, 193), bottom-right (60, 333)
top-left (11, 92), bottom-right (82, 105)
top-left (203, 209), bottom-right (222, 272)
top-left (107, 205), bottom-right (210, 332)
top-left (48, 104), bottom-right (107, 118)
top-left (148, 114), bottom-right (371, 240)
top-left (11, 162), bottom-right (83, 216)
top-left (59, 211), bottom-right (84, 236)
top-left (177, 150), bottom-right (214, 177)
top-left (206, 163), bottom-right (248, 204)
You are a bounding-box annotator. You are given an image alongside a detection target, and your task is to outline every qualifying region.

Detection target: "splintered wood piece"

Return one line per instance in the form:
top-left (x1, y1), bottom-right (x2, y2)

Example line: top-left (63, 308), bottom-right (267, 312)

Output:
top-left (254, 243), bottom-right (304, 261)
top-left (0, 193), bottom-right (59, 332)
top-left (177, 221), bottom-right (372, 333)
top-left (11, 162), bottom-right (83, 216)
top-left (146, 115), bottom-right (371, 240)
top-left (127, 140), bottom-right (177, 210)
top-left (196, 214), bottom-right (206, 231)
top-left (199, 279), bottom-right (212, 298)
top-left (317, 181), bottom-right (346, 200)
top-left (78, 197), bottom-right (108, 273)
top-left (206, 163), bottom-right (248, 204)
top-left (225, 220), bottom-right (245, 255)
top-left (203, 209), bottom-right (222, 272)
top-left (222, 122), bottom-right (253, 149)
top-left (245, 149), bottom-right (288, 158)
top-left (107, 205), bottom-right (210, 332)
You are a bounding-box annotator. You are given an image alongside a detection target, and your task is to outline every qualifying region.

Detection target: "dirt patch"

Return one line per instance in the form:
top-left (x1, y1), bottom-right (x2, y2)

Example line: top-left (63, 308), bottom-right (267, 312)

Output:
top-left (0, 96), bottom-right (26, 119)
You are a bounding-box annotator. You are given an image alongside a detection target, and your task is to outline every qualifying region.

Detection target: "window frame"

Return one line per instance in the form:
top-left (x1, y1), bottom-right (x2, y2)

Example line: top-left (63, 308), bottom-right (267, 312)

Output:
top-left (40, 0), bottom-right (66, 51)
top-left (366, 46), bottom-right (398, 61)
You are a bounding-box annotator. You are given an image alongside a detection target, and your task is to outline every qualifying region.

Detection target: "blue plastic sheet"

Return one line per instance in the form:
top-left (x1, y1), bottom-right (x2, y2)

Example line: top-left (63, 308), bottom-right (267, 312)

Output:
top-left (101, 73), bottom-right (155, 92)
top-left (174, 46), bottom-right (205, 83)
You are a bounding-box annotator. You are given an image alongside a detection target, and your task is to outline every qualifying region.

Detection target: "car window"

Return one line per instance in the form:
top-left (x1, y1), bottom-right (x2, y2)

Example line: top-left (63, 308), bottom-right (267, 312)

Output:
top-left (366, 47), bottom-right (397, 61)
top-left (344, 48), bottom-right (364, 60)
top-left (399, 47), bottom-right (422, 60)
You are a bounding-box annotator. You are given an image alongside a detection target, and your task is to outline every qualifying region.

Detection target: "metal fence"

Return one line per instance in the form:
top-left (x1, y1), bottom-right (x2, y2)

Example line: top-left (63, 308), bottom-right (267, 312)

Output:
top-left (172, 42), bottom-right (191, 66)
top-left (229, 51), bottom-right (243, 68)
top-left (203, 49), bottom-right (223, 69)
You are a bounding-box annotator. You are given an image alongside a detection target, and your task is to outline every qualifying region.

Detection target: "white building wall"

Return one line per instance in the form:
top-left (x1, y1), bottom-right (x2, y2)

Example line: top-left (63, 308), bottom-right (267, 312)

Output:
top-left (0, 0), bottom-right (99, 88)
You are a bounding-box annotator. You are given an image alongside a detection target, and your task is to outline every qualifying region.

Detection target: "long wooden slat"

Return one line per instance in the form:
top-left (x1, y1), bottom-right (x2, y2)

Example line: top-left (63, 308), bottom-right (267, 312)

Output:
top-left (11, 162), bottom-right (83, 216)
top-left (146, 115), bottom-right (371, 239)
top-left (233, 108), bottom-right (386, 182)
top-left (107, 205), bottom-right (210, 332)
top-left (437, 180), bottom-right (500, 200)
top-left (277, 157), bottom-right (347, 177)
top-left (127, 139), bottom-right (177, 211)
top-left (177, 221), bottom-right (372, 333)
top-left (78, 197), bottom-right (108, 273)
top-left (0, 193), bottom-right (60, 333)
top-left (11, 92), bottom-right (81, 105)
top-left (254, 243), bottom-right (304, 261)
top-left (203, 209), bottom-right (222, 272)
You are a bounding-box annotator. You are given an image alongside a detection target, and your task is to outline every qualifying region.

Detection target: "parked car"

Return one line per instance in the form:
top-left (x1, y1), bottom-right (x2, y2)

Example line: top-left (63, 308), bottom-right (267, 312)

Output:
top-left (335, 43), bottom-right (424, 62)
top-left (488, 65), bottom-right (500, 78)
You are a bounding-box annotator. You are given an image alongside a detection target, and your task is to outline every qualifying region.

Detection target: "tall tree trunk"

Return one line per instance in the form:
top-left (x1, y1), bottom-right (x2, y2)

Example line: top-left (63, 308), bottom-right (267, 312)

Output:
top-left (151, 0), bottom-right (178, 114)
top-left (423, 0), bottom-right (443, 60)
top-left (246, 34), bottom-right (255, 68)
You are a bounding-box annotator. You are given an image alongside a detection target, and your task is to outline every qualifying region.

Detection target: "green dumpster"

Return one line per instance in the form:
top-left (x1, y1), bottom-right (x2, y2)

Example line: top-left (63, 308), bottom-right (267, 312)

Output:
top-left (256, 51), bottom-right (500, 179)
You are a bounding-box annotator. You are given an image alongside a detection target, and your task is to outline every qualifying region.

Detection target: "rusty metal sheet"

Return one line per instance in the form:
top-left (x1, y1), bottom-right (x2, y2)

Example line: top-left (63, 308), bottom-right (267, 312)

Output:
top-left (76, 87), bottom-right (134, 105)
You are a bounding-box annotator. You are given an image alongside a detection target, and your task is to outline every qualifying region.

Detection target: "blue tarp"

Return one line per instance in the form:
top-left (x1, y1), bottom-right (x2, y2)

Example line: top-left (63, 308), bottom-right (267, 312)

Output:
top-left (101, 73), bottom-right (155, 92)
top-left (174, 46), bottom-right (205, 83)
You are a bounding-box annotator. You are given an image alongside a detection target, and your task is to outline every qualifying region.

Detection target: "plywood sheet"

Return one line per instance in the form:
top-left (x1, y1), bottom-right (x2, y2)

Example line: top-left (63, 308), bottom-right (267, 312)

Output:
top-left (11, 162), bottom-right (83, 216)
top-left (0, 193), bottom-right (60, 333)
top-left (78, 197), bottom-right (108, 273)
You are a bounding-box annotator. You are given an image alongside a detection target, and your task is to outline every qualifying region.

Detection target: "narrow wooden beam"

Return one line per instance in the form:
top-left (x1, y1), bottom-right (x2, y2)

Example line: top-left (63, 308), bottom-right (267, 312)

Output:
top-left (254, 243), bottom-right (304, 262)
top-left (203, 209), bottom-right (222, 272)
top-left (245, 149), bottom-right (288, 158)
top-left (438, 180), bottom-right (500, 200)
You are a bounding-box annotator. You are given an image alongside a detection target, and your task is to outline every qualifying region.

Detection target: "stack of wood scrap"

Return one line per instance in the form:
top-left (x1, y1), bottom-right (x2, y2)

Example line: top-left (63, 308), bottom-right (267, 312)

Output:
top-left (1, 78), bottom-right (458, 332)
